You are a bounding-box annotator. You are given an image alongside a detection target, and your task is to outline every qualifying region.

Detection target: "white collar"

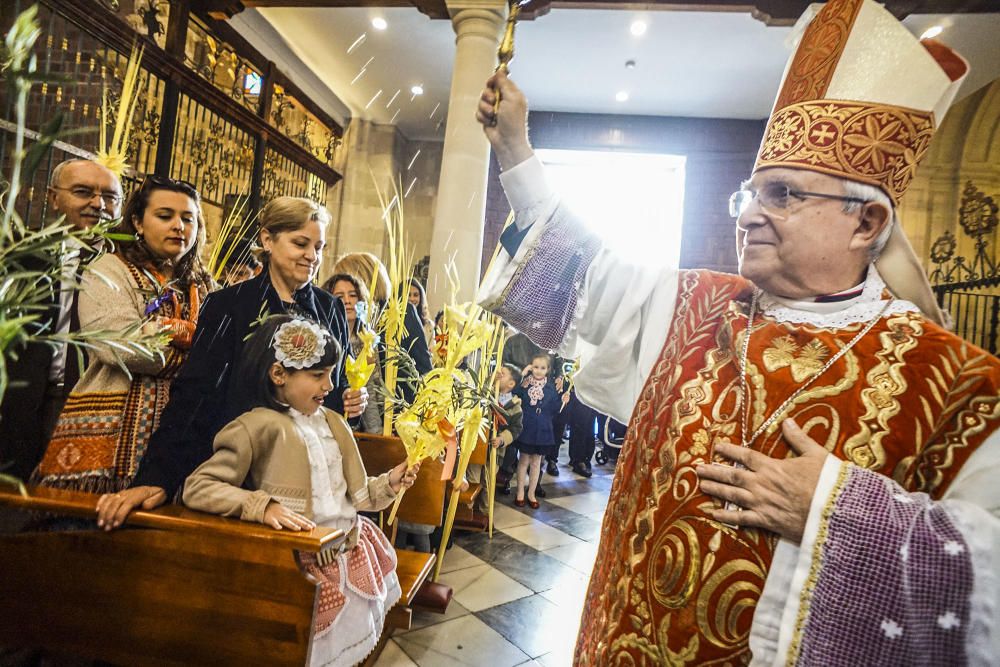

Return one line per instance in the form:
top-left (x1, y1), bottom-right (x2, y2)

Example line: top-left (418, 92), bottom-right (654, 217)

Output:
top-left (757, 266), bottom-right (920, 328)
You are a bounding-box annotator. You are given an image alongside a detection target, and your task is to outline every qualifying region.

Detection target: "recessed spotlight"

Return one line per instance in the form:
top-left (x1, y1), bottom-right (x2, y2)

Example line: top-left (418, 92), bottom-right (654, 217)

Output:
top-left (372, 17), bottom-right (388, 30)
top-left (920, 25), bottom-right (943, 40)
top-left (625, 59), bottom-right (637, 70)
top-left (616, 91), bottom-right (629, 102)
top-left (411, 85), bottom-right (424, 96)
top-left (630, 20), bottom-right (647, 37)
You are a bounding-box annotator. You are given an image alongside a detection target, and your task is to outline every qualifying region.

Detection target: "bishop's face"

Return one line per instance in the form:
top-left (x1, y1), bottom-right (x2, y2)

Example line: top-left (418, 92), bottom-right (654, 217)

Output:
top-left (735, 167), bottom-right (868, 299)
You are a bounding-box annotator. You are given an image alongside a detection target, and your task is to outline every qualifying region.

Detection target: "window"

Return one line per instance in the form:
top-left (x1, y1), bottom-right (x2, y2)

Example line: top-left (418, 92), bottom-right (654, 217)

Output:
top-left (536, 149), bottom-right (686, 268)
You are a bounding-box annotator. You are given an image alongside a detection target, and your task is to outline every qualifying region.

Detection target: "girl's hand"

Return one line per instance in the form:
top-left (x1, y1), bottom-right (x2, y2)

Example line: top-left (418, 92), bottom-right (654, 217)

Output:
top-left (457, 478), bottom-right (470, 493)
top-left (561, 392), bottom-right (571, 405)
top-left (490, 436), bottom-right (504, 447)
top-left (390, 461), bottom-right (420, 493)
top-left (263, 501), bottom-right (316, 531)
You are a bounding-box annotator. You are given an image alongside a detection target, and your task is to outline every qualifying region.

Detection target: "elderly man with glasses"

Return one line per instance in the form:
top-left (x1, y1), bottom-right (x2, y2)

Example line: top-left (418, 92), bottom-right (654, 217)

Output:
top-left (476, 0), bottom-right (999, 664)
top-left (0, 158), bottom-right (123, 481)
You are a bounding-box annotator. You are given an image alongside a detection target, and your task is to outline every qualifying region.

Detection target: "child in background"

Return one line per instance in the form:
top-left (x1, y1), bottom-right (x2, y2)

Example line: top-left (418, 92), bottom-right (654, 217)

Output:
top-left (512, 353), bottom-right (568, 508)
top-left (183, 315), bottom-right (418, 667)
top-left (475, 363), bottom-right (524, 512)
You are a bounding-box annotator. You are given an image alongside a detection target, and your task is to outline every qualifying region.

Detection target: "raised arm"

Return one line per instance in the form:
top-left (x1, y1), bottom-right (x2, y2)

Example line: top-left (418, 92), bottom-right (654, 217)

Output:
top-left (476, 72), bottom-right (679, 423)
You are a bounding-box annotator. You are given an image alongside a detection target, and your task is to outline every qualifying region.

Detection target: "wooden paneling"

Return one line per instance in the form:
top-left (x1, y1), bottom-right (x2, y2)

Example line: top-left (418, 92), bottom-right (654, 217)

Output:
top-left (0, 485), bottom-right (343, 665)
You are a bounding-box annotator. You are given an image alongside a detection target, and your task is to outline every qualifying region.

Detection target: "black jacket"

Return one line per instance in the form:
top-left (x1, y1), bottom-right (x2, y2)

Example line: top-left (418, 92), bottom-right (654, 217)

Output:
top-left (133, 268), bottom-right (350, 496)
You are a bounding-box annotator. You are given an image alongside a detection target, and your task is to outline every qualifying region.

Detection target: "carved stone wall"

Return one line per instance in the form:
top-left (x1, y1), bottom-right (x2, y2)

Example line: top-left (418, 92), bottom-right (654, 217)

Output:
top-left (899, 78), bottom-right (1000, 275)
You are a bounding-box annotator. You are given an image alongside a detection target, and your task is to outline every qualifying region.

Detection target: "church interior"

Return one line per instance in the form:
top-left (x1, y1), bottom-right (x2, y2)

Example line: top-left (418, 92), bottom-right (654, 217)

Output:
top-left (1, 0), bottom-right (999, 665)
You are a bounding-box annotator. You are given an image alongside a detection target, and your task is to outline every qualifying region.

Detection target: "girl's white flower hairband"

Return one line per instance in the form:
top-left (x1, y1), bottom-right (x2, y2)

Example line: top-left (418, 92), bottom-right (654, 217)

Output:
top-left (272, 319), bottom-right (328, 369)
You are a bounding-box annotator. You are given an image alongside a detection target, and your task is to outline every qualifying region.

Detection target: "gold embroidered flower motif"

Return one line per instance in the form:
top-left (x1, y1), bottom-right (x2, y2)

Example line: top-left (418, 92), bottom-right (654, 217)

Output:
top-left (762, 335), bottom-right (798, 371)
top-left (844, 115), bottom-right (906, 172)
top-left (762, 335), bottom-right (830, 382)
top-left (690, 429), bottom-right (709, 456)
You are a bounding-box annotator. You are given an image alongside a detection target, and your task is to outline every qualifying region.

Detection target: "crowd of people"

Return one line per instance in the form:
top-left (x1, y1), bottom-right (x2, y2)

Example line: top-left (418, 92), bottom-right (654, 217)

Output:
top-left (0, 157), bottom-right (609, 664)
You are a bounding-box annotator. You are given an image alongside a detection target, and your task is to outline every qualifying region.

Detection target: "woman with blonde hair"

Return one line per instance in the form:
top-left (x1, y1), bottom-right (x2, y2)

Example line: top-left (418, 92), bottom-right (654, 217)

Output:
top-left (98, 196), bottom-right (368, 528)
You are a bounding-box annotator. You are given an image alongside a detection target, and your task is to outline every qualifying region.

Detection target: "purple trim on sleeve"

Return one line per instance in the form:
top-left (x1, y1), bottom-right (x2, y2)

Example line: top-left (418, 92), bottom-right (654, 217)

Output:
top-left (489, 207), bottom-right (602, 350)
top-left (795, 465), bottom-right (972, 666)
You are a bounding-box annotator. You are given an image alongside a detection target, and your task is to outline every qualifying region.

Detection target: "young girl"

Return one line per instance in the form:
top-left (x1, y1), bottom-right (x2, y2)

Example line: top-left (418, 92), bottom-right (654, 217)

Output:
top-left (512, 353), bottom-right (567, 508)
top-left (183, 315), bottom-right (417, 667)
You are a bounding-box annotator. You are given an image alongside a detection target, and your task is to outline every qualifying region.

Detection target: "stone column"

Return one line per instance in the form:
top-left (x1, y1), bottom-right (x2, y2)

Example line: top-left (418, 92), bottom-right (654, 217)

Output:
top-left (426, 0), bottom-right (506, 309)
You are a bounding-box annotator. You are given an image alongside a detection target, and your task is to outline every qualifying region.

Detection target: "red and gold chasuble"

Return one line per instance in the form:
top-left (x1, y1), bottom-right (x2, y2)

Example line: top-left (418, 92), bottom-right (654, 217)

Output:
top-left (575, 270), bottom-right (1000, 665)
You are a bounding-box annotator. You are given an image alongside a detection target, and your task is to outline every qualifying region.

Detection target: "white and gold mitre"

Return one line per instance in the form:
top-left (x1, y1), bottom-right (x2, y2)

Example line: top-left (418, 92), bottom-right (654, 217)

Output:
top-left (754, 0), bottom-right (969, 206)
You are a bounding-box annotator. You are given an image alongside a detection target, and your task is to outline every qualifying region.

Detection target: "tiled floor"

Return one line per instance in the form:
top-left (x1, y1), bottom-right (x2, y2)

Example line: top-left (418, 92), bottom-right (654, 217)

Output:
top-left (374, 446), bottom-right (615, 667)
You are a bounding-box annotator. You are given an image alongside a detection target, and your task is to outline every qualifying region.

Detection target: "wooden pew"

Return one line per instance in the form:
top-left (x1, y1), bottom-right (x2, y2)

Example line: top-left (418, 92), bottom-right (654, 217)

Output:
top-left (353, 433), bottom-right (451, 626)
top-left (0, 485), bottom-right (344, 665)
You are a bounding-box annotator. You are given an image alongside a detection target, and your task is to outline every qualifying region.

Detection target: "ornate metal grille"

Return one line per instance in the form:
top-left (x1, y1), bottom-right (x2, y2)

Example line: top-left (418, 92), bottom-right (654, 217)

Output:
top-left (261, 147), bottom-right (328, 206)
top-left (183, 15), bottom-right (262, 115)
top-left (929, 181), bottom-right (1000, 354)
top-left (0, 1), bottom-right (164, 224)
top-left (171, 94), bottom-right (255, 207)
top-left (270, 85), bottom-right (341, 167)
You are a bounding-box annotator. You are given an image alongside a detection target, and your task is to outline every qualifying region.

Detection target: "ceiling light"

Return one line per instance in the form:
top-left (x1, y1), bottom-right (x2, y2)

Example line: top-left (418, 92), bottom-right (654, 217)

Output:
top-left (919, 25), bottom-right (943, 40)
top-left (616, 91), bottom-right (629, 102)
top-left (625, 59), bottom-right (636, 70)
top-left (372, 17), bottom-right (388, 30)
top-left (630, 21), bottom-right (647, 37)
top-left (411, 85), bottom-right (424, 96)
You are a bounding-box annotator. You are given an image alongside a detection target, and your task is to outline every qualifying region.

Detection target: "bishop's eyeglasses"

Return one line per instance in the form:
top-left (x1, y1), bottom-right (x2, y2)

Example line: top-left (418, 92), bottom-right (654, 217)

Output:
top-left (729, 182), bottom-right (869, 218)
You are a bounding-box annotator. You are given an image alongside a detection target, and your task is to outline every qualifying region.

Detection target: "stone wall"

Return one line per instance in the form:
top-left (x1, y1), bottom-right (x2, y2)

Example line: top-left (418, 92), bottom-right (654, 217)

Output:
top-left (321, 119), bottom-right (443, 285)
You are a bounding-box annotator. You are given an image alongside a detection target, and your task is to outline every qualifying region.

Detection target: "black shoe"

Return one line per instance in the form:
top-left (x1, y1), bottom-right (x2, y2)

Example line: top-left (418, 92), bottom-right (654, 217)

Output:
top-left (571, 461), bottom-right (592, 478)
top-left (546, 460), bottom-right (559, 476)
top-left (585, 460), bottom-right (593, 473)
top-left (534, 485), bottom-right (547, 499)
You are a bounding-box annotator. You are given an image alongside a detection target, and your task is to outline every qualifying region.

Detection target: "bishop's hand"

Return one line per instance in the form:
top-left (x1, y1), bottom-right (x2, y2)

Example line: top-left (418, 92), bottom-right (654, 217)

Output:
top-left (476, 70), bottom-right (534, 171)
top-left (696, 419), bottom-right (829, 544)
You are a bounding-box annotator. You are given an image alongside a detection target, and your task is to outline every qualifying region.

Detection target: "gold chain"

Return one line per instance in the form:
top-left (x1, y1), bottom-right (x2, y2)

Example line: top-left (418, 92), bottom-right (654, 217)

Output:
top-left (722, 290), bottom-right (892, 516)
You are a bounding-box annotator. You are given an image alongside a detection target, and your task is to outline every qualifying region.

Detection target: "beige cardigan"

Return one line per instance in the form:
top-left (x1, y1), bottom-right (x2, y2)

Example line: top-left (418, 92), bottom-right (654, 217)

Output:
top-left (183, 407), bottom-right (397, 547)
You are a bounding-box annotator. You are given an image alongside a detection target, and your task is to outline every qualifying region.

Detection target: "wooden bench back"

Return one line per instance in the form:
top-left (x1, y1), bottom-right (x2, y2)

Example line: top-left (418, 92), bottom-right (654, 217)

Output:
top-left (355, 432), bottom-right (446, 527)
top-left (0, 486), bottom-right (343, 665)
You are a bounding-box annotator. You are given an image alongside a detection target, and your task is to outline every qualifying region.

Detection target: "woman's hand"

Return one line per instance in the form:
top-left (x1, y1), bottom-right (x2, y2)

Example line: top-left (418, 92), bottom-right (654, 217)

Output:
top-left (456, 478), bottom-right (470, 493)
top-left (490, 436), bottom-right (504, 448)
top-left (696, 419), bottom-right (829, 544)
top-left (96, 485), bottom-right (167, 531)
top-left (343, 387), bottom-right (368, 418)
top-left (389, 461), bottom-right (420, 494)
top-left (263, 501), bottom-right (316, 531)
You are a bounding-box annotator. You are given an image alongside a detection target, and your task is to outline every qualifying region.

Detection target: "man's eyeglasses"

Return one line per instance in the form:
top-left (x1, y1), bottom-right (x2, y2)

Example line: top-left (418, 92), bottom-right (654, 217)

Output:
top-left (729, 183), bottom-right (869, 219)
top-left (51, 185), bottom-right (123, 207)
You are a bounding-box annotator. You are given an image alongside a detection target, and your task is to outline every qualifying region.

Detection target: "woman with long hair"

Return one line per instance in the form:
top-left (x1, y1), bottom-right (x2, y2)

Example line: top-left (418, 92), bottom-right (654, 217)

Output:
top-left (407, 277), bottom-right (434, 349)
top-left (34, 176), bottom-right (213, 492)
top-left (97, 196), bottom-right (366, 528)
top-left (323, 272), bottom-right (384, 433)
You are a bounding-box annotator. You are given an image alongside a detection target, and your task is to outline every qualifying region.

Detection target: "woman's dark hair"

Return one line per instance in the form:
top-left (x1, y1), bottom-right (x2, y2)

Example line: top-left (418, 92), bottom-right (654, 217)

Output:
top-left (408, 277), bottom-right (431, 324)
top-left (114, 176), bottom-right (212, 289)
top-left (234, 314), bottom-right (342, 413)
top-left (321, 273), bottom-right (370, 333)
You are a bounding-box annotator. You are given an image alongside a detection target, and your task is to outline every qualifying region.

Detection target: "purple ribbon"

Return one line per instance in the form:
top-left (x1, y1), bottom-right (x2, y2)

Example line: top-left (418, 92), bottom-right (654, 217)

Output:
top-left (144, 293), bottom-right (171, 316)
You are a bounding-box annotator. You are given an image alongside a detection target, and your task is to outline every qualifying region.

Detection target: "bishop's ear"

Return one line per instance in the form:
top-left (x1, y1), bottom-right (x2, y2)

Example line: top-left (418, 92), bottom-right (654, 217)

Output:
top-left (849, 200), bottom-right (892, 251)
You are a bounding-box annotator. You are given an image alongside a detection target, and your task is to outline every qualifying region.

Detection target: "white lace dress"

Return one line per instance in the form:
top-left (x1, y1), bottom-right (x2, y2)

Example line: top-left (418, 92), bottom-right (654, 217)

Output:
top-left (289, 408), bottom-right (402, 667)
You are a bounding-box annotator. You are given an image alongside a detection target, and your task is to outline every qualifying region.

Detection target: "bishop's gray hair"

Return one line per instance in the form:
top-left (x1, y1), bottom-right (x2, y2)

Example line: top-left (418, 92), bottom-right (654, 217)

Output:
top-left (838, 178), bottom-right (896, 262)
